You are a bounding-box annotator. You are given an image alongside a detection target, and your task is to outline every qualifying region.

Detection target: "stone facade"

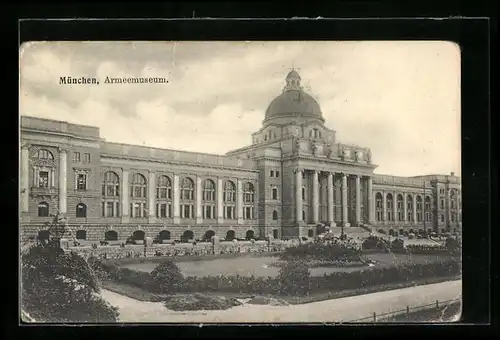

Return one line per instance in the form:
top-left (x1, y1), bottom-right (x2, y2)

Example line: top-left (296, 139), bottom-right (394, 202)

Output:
top-left (20, 71), bottom-right (461, 242)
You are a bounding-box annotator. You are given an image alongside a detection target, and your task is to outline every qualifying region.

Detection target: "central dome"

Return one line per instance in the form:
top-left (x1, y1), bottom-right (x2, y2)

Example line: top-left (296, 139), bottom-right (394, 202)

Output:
top-left (264, 70), bottom-right (324, 123)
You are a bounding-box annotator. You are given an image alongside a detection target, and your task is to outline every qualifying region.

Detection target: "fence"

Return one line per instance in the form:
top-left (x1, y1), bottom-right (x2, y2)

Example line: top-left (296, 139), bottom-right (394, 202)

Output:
top-left (346, 298), bottom-right (461, 323)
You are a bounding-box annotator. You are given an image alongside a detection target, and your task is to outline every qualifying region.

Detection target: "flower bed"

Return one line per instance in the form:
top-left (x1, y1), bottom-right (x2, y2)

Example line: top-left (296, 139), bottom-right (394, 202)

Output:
top-left (90, 256), bottom-right (461, 297)
top-left (162, 293), bottom-right (242, 311)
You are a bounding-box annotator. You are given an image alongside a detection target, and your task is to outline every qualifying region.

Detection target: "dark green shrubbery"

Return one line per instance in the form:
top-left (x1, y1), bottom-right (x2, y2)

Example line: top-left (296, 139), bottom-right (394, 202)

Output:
top-left (150, 260), bottom-right (184, 293)
top-left (362, 235), bottom-right (390, 251)
top-left (277, 260), bottom-right (310, 295)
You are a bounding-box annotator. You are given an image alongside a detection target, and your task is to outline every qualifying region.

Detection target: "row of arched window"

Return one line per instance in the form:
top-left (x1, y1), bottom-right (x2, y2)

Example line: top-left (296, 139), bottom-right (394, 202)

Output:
top-left (375, 193), bottom-right (432, 222)
top-left (37, 202), bottom-right (87, 217)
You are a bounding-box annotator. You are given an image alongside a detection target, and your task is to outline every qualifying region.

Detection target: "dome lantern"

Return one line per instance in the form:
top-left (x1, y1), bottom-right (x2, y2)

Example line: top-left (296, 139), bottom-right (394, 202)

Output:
top-left (284, 69), bottom-right (303, 91)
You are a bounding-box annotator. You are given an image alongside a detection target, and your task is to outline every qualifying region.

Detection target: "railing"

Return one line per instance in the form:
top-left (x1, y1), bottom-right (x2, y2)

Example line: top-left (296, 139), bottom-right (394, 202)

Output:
top-left (346, 298), bottom-right (461, 323)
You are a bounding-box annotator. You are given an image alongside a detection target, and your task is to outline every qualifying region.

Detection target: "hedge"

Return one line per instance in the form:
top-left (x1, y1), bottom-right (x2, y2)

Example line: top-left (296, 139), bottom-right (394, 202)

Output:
top-left (90, 257), bottom-right (461, 297)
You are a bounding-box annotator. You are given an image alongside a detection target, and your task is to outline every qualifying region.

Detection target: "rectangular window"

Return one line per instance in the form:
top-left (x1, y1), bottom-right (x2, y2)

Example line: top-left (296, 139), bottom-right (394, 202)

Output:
top-left (133, 203), bottom-right (141, 217)
top-left (73, 152), bottom-right (80, 162)
top-left (101, 202), bottom-right (105, 217)
top-left (161, 204), bottom-right (168, 218)
top-left (270, 170), bottom-right (274, 177)
top-left (38, 171), bottom-right (49, 188)
top-left (116, 202), bottom-right (120, 217)
top-left (102, 185), bottom-right (106, 196)
top-left (276, 170), bottom-right (280, 178)
top-left (77, 174), bottom-right (87, 190)
top-left (440, 199), bottom-right (444, 209)
top-left (106, 202), bottom-right (114, 217)
top-left (183, 204), bottom-right (191, 218)
top-left (83, 153), bottom-right (91, 163)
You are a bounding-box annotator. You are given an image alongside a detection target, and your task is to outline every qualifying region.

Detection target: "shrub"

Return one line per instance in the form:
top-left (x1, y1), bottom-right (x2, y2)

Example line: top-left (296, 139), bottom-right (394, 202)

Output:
top-left (445, 237), bottom-right (461, 255)
top-left (362, 235), bottom-right (390, 251)
top-left (391, 238), bottom-right (405, 251)
top-left (150, 260), bottom-right (184, 293)
top-left (22, 245), bottom-right (119, 322)
top-left (163, 293), bottom-right (241, 311)
top-left (277, 260), bottom-right (310, 295)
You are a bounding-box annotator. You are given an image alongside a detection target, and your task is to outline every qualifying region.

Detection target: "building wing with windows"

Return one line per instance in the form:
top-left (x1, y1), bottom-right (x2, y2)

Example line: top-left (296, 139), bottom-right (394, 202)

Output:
top-left (20, 71), bottom-right (461, 242)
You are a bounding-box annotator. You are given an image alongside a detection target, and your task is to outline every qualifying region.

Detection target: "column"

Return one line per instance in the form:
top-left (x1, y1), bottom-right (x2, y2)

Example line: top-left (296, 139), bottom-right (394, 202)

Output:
top-left (20, 145), bottom-right (29, 213)
top-left (58, 149), bottom-right (67, 214)
top-left (312, 170), bottom-right (319, 224)
top-left (148, 171), bottom-right (156, 221)
top-left (327, 172), bottom-right (335, 226)
top-left (341, 173), bottom-right (350, 227)
top-left (121, 170), bottom-right (129, 222)
top-left (295, 168), bottom-right (303, 223)
top-left (393, 191), bottom-right (398, 225)
top-left (367, 177), bottom-right (374, 224)
top-left (173, 174), bottom-right (180, 224)
top-left (382, 192), bottom-right (387, 225)
top-left (237, 179), bottom-right (243, 224)
top-left (196, 176), bottom-right (203, 224)
top-left (355, 175), bottom-right (361, 225)
top-left (412, 193), bottom-right (417, 224)
top-left (403, 193), bottom-right (408, 224)
top-left (217, 177), bottom-right (224, 224)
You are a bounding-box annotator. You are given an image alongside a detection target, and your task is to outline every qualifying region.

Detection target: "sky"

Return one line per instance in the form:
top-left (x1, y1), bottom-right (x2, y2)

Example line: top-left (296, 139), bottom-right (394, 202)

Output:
top-left (19, 41), bottom-right (461, 177)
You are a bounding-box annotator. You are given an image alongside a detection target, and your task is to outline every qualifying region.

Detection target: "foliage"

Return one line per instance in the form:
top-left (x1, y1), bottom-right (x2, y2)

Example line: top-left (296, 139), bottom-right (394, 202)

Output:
top-left (277, 260), bottom-right (311, 295)
top-left (445, 237), bottom-right (461, 255)
top-left (150, 260), bottom-right (184, 293)
top-left (280, 240), bottom-right (362, 263)
top-left (391, 238), bottom-right (405, 250)
top-left (21, 245), bottom-right (119, 323)
top-left (362, 235), bottom-right (390, 251)
top-left (163, 293), bottom-right (241, 311)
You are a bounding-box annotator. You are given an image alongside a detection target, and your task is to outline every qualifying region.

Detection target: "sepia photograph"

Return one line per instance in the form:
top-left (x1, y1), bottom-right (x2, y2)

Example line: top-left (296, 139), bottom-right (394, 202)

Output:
top-left (19, 40), bottom-right (462, 323)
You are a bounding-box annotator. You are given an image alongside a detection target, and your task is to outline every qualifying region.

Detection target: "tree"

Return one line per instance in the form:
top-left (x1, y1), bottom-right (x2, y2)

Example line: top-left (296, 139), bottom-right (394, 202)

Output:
top-left (150, 260), bottom-right (184, 293)
top-left (21, 214), bottom-right (119, 322)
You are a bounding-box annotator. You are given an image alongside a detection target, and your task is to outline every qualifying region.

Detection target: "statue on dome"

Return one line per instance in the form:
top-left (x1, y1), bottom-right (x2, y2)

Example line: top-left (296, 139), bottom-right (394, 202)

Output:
top-left (311, 141), bottom-right (318, 156)
top-left (366, 149), bottom-right (372, 163)
top-left (354, 151), bottom-right (359, 162)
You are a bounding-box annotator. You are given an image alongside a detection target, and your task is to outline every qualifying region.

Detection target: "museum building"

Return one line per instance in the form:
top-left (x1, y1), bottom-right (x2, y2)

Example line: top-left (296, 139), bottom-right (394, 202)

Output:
top-left (20, 70), bottom-right (462, 242)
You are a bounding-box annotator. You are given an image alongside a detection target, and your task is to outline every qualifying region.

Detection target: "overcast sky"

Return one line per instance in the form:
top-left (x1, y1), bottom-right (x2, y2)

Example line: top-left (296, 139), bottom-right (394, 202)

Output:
top-left (20, 41), bottom-right (461, 177)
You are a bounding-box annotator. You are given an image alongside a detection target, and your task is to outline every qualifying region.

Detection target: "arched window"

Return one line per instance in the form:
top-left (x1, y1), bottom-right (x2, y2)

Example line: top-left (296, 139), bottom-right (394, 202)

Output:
top-left (375, 193), bottom-right (383, 221)
top-left (224, 180), bottom-right (236, 219)
top-left (130, 173), bottom-right (147, 198)
top-left (416, 195), bottom-right (423, 222)
top-left (158, 230), bottom-right (171, 242)
top-left (397, 194), bottom-right (404, 221)
top-left (272, 210), bottom-right (278, 220)
top-left (102, 171), bottom-right (120, 218)
top-left (181, 230), bottom-right (194, 243)
top-left (156, 175), bottom-right (172, 218)
top-left (132, 230), bottom-right (145, 241)
top-left (202, 179), bottom-right (216, 219)
top-left (272, 187), bottom-right (278, 200)
top-left (226, 230), bottom-right (235, 241)
top-left (245, 230), bottom-right (254, 240)
top-left (425, 196), bottom-right (432, 222)
top-left (38, 202), bottom-right (49, 217)
top-left (243, 182), bottom-right (255, 220)
top-left (407, 195), bottom-right (414, 221)
top-left (76, 230), bottom-right (87, 240)
top-left (386, 194), bottom-right (394, 221)
top-left (104, 230), bottom-right (118, 241)
top-left (129, 173), bottom-right (147, 218)
top-left (180, 177), bottom-right (195, 219)
top-left (37, 149), bottom-right (54, 160)
top-left (76, 203), bottom-right (87, 218)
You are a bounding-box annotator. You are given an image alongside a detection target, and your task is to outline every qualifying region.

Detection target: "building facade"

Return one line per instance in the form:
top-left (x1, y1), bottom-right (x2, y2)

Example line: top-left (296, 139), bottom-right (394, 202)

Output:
top-left (20, 71), bottom-right (462, 242)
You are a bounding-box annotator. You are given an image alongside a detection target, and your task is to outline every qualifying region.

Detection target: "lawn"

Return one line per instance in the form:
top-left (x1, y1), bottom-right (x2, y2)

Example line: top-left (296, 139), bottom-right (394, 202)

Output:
top-left (117, 252), bottom-right (455, 278)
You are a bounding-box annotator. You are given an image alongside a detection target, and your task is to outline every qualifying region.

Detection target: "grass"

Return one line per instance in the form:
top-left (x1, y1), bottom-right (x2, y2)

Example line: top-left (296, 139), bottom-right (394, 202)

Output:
top-left (100, 275), bottom-right (462, 305)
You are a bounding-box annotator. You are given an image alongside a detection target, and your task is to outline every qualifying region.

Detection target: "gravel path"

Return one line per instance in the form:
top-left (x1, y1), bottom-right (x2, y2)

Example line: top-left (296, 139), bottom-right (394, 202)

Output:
top-left (101, 279), bottom-right (461, 323)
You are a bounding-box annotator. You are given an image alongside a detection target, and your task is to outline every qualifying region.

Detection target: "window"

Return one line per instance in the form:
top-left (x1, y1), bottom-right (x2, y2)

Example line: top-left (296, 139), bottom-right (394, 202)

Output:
top-left (407, 195), bottom-right (413, 221)
top-left (38, 202), bottom-right (49, 217)
top-left (76, 203), bottom-right (87, 218)
top-left (270, 170), bottom-right (274, 177)
top-left (397, 194), bottom-right (404, 221)
top-left (156, 175), bottom-right (172, 199)
top-left (156, 203), bottom-right (171, 218)
top-left (243, 182), bottom-right (255, 203)
top-left (272, 187), bottom-right (278, 200)
top-left (38, 171), bottom-right (49, 188)
top-left (440, 189), bottom-right (445, 194)
top-left (101, 171), bottom-right (120, 217)
top-left (302, 187), bottom-right (306, 200)
top-left (76, 230), bottom-right (87, 240)
top-left (425, 197), bottom-right (432, 222)
top-left (416, 196), bottom-right (423, 222)
top-left (130, 202), bottom-right (145, 218)
top-left (181, 204), bottom-right (194, 218)
top-left (302, 210), bottom-right (306, 221)
top-left (202, 179), bottom-right (216, 201)
top-left (441, 214), bottom-right (445, 222)
top-left (451, 200), bottom-right (455, 209)
top-left (272, 210), bottom-right (278, 220)
top-left (224, 206), bottom-right (235, 219)
top-left (375, 193), bottom-right (383, 221)
top-left (203, 205), bottom-right (216, 219)
top-left (451, 213), bottom-right (455, 222)
top-left (76, 173), bottom-right (87, 190)
top-left (244, 206), bottom-right (253, 219)
top-left (276, 170), bottom-right (280, 178)
top-left (224, 180), bottom-right (236, 203)
top-left (386, 194), bottom-right (394, 221)
top-left (73, 152), bottom-right (81, 162)
top-left (37, 149), bottom-right (54, 160)
top-left (83, 153), bottom-right (91, 163)
top-left (440, 199), bottom-right (444, 209)
top-left (130, 173), bottom-right (147, 198)
top-left (181, 177), bottom-right (194, 200)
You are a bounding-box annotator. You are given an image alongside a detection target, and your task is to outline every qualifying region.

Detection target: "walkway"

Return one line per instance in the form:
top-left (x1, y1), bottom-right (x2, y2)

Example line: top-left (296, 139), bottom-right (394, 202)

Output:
top-left (101, 280), bottom-right (462, 323)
